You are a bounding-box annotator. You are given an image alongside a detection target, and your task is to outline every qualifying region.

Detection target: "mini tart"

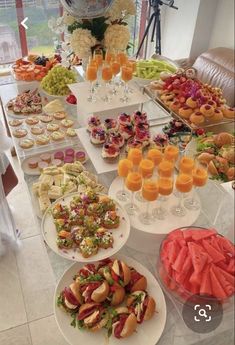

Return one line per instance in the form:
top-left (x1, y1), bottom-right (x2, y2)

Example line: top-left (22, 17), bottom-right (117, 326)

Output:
top-left (169, 100), bottom-right (181, 112)
top-left (102, 210), bottom-right (120, 229)
top-left (9, 119), bottom-right (23, 127)
top-left (222, 107), bottom-right (235, 119)
top-left (178, 106), bottom-right (193, 119)
top-left (119, 124), bottom-right (134, 140)
top-left (102, 118), bottom-right (119, 133)
top-left (118, 113), bottom-right (131, 126)
top-left (108, 132), bottom-right (124, 148)
top-left (31, 126), bottom-right (45, 135)
top-left (61, 119), bottom-right (74, 128)
top-left (151, 133), bottom-right (169, 149)
top-left (50, 131), bottom-right (65, 142)
top-left (36, 134), bottom-right (50, 145)
top-left (186, 97), bottom-right (198, 109)
top-left (87, 115), bottom-right (101, 132)
top-left (28, 158), bottom-right (38, 169)
top-left (46, 123), bottom-right (60, 132)
top-left (207, 100), bottom-right (217, 108)
top-left (19, 138), bottom-right (34, 149)
top-left (39, 115), bottom-right (53, 123)
top-left (13, 128), bottom-right (28, 138)
top-left (40, 153), bottom-right (51, 163)
top-left (211, 109), bottom-right (224, 122)
top-left (131, 111), bottom-right (147, 125)
top-left (160, 92), bottom-right (175, 102)
top-left (190, 111), bottom-right (205, 125)
top-left (126, 138), bottom-right (143, 152)
top-left (66, 128), bottom-right (77, 137)
top-left (102, 143), bottom-right (120, 161)
top-left (90, 127), bottom-right (106, 145)
top-left (200, 104), bottom-right (214, 118)
top-left (53, 111), bottom-right (67, 120)
top-left (135, 127), bottom-right (150, 147)
top-left (25, 117), bottom-right (39, 126)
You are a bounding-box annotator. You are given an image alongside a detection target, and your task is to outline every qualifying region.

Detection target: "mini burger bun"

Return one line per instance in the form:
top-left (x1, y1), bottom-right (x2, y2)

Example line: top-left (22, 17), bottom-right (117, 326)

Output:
top-left (214, 132), bottom-right (234, 148)
top-left (91, 280), bottom-right (109, 303)
top-left (120, 313), bottom-right (137, 338)
top-left (226, 167), bottom-right (235, 181)
top-left (197, 152), bottom-right (215, 164)
top-left (144, 297), bottom-right (156, 321)
top-left (121, 261), bottom-right (131, 286)
top-left (111, 284), bottom-right (125, 306)
top-left (208, 160), bottom-right (219, 176)
top-left (78, 302), bottom-right (98, 315)
top-left (90, 314), bottom-right (109, 332)
top-left (131, 276), bottom-right (147, 292)
top-left (69, 282), bottom-right (83, 305)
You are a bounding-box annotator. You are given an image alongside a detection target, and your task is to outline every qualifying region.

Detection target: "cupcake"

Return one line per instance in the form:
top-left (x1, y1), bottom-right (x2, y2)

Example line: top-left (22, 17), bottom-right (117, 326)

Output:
top-left (131, 111), bottom-right (147, 125)
top-left (102, 118), bottom-right (119, 133)
top-left (107, 132), bottom-right (124, 148)
top-left (119, 124), bottom-right (134, 140)
top-left (126, 138), bottom-right (143, 152)
top-left (90, 127), bottom-right (106, 145)
top-left (135, 126), bottom-right (150, 147)
top-left (101, 143), bottom-right (120, 162)
top-left (87, 115), bottom-right (101, 132)
top-left (151, 133), bottom-right (169, 149)
top-left (75, 151), bottom-right (86, 163)
top-left (118, 113), bottom-right (131, 126)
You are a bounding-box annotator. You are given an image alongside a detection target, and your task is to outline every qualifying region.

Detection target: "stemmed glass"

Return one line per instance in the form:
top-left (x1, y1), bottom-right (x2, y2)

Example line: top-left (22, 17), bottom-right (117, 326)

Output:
top-left (171, 173), bottom-right (193, 217)
top-left (86, 64), bottom-right (97, 103)
top-left (102, 63), bottom-right (113, 102)
top-left (147, 148), bottom-right (163, 176)
top-left (136, 159), bottom-right (154, 202)
top-left (157, 159), bottom-right (174, 201)
top-left (125, 172), bottom-right (142, 215)
top-left (93, 48), bottom-right (103, 88)
top-left (174, 155), bottom-right (195, 197)
top-left (127, 148), bottom-right (142, 171)
top-left (184, 161), bottom-right (208, 210)
top-left (116, 50), bottom-right (128, 67)
top-left (110, 58), bottom-right (121, 94)
top-left (139, 179), bottom-right (159, 225)
top-left (152, 176), bottom-right (174, 220)
top-left (116, 158), bottom-right (133, 202)
top-left (120, 65), bottom-right (133, 103)
top-left (105, 49), bottom-right (115, 64)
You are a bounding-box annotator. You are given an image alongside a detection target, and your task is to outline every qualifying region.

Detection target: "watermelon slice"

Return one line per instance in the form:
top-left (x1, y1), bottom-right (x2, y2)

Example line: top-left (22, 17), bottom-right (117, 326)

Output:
top-left (167, 240), bottom-right (181, 264)
top-left (210, 267), bottom-right (227, 299)
top-left (217, 261), bottom-right (229, 271)
top-left (191, 229), bottom-right (217, 241)
top-left (167, 229), bottom-right (183, 240)
top-left (227, 258), bottom-right (235, 274)
top-left (207, 236), bottom-right (222, 253)
top-left (188, 242), bottom-right (208, 273)
top-left (216, 267), bottom-right (235, 286)
top-left (190, 282), bottom-right (200, 295)
top-left (200, 265), bottom-right (212, 296)
top-left (211, 265), bottom-right (234, 297)
top-left (217, 236), bottom-right (235, 257)
top-left (172, 246), bottom-right (188, 272)
top-left (189, 270), bottom-right (202, 286)
top-left (202, 239), bottom-right (226, 263)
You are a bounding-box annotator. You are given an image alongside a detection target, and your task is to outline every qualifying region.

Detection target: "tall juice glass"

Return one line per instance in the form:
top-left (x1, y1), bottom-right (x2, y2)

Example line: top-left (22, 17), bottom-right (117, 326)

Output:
top-left (120, 65), bottom-right (133, 103)
top-left (164, 145), bottom-right (179, 162)
top-left (125, 172), bottom-right (142, 215)
top-left (147, 148), bottom-right (163, 176)
top-left (158, 160), bottom-right (174, 178)
top-left (136, 159), bottom-right (154, 202)
top-left (111, 59), bottom-right (121, 94)
top-left (94, 49), bottom-right (103, 88)
top-left (139, 179), bottom-right (159, 224)
top-left (105, 49), bottom-right (115, 64)
top-left (127, 148), bottom-right (142, 170)
top-left (102, 64), bottom-right (113, 102)
top-left (171, 173), bottom-right (193, 217)
top-left (152, 177), bottom-right (173, 220)
top-left (117, 51), bottom-right (128, 66)
top-left (116, 158), bottom-right (133, 201)
top-left (86, 64), bottom-right (97, 103)
top-left (174, 156), bottom-right (195, 197)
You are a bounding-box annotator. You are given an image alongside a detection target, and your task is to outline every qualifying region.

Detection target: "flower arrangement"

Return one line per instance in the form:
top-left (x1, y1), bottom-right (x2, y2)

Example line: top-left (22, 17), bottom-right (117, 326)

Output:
top-left (48, 0), bottom-right (136, 60)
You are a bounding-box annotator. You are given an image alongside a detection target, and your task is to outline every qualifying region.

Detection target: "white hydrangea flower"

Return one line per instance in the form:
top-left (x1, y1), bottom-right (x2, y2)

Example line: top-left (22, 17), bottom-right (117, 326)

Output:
top-left (70, 28), bottom-right (96, 58)
top-left (106, 0), bottom-right (136, 22)
top-left (48, 16), bottom-right (65, 34)
top-left (104, 24), bottom-right (130, 51)
top-left (63, 11), bottom-right (76, 26)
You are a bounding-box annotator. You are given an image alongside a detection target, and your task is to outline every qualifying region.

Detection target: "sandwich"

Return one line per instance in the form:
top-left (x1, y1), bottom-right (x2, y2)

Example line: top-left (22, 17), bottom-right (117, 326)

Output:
top-left (77, 273), bottom-right (110, 303)
top-left (125, 268), bottom-right (147, 292)
top-left (99, 259), bottom-right (131, 287)
top-left (77, 303), bottom-right (108, 332)
top-left (110, 307), bottom-right (137, 339)
top-left (126, 291), bottom-right (156, 323)
top-left (57, 282), bottom-right (83, 312)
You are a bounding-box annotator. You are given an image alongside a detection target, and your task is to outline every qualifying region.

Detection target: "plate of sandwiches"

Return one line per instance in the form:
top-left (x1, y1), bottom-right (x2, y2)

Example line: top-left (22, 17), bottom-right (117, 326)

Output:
top-left (54, 255), bottom-right (166, 345)
top-left (41, 191), bottom-right (130, 262)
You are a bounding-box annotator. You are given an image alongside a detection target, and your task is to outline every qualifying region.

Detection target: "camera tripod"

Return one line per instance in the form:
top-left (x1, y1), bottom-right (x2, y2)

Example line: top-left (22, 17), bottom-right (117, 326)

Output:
top-left (136, 0), bottom-right (177, 58)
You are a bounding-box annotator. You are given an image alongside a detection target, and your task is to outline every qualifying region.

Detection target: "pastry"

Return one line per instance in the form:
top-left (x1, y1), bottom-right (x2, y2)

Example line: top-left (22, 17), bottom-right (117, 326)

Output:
top-left (131, 111), bottom-right (147, 125)
top-left (50, 131), bottom-right (65, 141)
top-left (169, 100), bottom-right (181, 113)
top-left (51, 159), bottom-right (63, 167)
top-left (214, 132), bottom-right (234, 148)
top-left (66, 128), bottom-right (77, 137)
top-left (28, 158), bottom-right (39, 169)
top-left (65, 148), bottom-right (75, 157)
top-left (102, 118), bottom-right (118, 133)
top-left (90, 127), bottom-right (106, 145)
top-left (126, 268), bottom-right (147, 292)
top-left (7, 90), bottom-right (42, 115)
top-left (200, 104), bottom-right (214, 118)
top-left (31, 126), bottom-right (45, 135)
top-left (25, 117), bottom-right (39, 126)
top-left (222, 107), bottom-right (235, 119)
top-left (126, 138), bottom-right (143, 152)
top-left (12, 128), bottom-right (28, 138)
top-left (46, 123), bottom-right (60, 132)
top-left (54, 151), bottom-right (64, 161)
top-left (39, 115), bottom-right (53, 123)
top-left (211, 109), bottom-right (224, 122)
top-left (178, 106), bottom-right (193, 119)
top-left (38, 161), bottom-right (49, 172)
top-left (118, 113), bottom-right (131, 126)
top-left (135, 126), bottom-right (150, 147)
top-left (190, 111), bottom-right (205, 125)
top-left (36, 134), bottom-right (50, 145)
top-left (79, 237), bottom-right (99, 258)
top-left (87, 115), bottom-right (101, 132)
top-left (9, 119), bottom-right (23, 127)
top-left (160, 92), bottom-right (174, 102)
top-left (127, 291), bottom-right (156, 323)
top-left (207, 100), bottom-right (217, 108)
top-left (75, 151), bottom-right (86, 163)
top-left (61, 119), bottom-right (74, 128)
top-left (64, 156), bottom-right (74, 164)
top-left (186, 97), bottom-right (198, 109)
top-left (107, 132), bottom-right (124, 148)
top-left (119, 124), bottom-right (134, 140)
top-left (102, 210), bottom-right (120, 228)
top-left (53, 111), bottom-right (67, 120)
top-left (102, 143), bottom-right (120, 161)
top-left (150, 133), bottom-right (169, 149)
top-left (19, 138), bottom-right (34, 149)
top-left (40, 153), bottom-right (51, 163)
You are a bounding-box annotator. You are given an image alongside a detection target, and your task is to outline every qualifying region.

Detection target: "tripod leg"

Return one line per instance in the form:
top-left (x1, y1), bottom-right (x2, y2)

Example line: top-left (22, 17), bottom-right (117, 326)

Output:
top-left (156, 9), bottom-right (162, 55)
top-left (151, 15), bottom-right (157, 42)
top-left (136, 13), bottom-right (155, 58)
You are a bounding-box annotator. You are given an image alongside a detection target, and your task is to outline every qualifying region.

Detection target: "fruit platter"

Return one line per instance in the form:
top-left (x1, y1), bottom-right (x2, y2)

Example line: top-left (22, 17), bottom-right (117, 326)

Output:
top-left (54, 255), bottom-right (166, 345)
top-left (12, 54), bottom-right (60, 82)
top-left (41, 192), bottom-right (130, 262)
top-left (158, 227), bottom-right (235, 304)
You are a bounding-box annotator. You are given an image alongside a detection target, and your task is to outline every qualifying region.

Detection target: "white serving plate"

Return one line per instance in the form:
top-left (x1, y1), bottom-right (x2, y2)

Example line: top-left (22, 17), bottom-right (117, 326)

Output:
top-left (109, 176), bottom-right (201, 235)
top-left (41, 193), bottom-right (130, 262)
top-left (54, 254), bottom-right (167, 345)
top-left (21, 145), bottom-right (88, 176)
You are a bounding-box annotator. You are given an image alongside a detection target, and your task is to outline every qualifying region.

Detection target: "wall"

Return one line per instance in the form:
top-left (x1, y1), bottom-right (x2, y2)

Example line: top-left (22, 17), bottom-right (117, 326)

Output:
top-left (209, 0), bottom-right (235, 49)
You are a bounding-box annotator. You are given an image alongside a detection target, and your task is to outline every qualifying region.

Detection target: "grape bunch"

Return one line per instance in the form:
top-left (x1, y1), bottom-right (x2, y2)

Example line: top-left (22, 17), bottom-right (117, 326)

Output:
top-left (41, 65), bottom-right (76, 96)
top-left (35, 55), bottom-right (49, 67)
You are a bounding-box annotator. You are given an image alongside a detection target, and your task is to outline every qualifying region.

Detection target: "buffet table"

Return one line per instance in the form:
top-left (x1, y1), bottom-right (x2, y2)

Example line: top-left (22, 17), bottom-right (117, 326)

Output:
top-left (0, 80), bottom-right (234, 345)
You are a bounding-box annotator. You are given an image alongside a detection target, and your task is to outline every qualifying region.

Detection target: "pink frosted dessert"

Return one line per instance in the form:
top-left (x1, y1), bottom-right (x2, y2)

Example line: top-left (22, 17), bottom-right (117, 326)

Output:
top-left (64, 156), bottom-right (74, 164)
top-left (65, 148), bottom-right (75, 158)
top-left (102, 118), bottom-right (119, 133)
top-left (87, 115), bottom-right (101, 132)
top-left (119, 124), bottom-right (134, 140)
top-left (54, 151), bottom-right (64, 161)
top-left (75, 151), bottom-right (86, 163)
top-left (107, 132), bottom-right (124, 148)
top-left (135, 126), bottom-right (150, 147)
top-left (131, 110), bottom-right (148, 125)
top-left (90, 127), bottom-right (106, 145)
top-left (118, 113), bottom-right (131, 126)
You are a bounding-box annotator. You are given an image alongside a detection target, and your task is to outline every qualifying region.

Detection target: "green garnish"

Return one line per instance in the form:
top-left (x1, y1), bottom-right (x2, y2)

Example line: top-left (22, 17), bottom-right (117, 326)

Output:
top-left (77, 320), bottom-right (84, 330)
top-left (135, 292), bottom-right (144, 304)
top-left (70, 313), bottom-right (77, 328)
top-left (79, 273), bottom-right (103, 284)
top-left (56, 294), bottom-right (63, 307)
top-left (118, 279), bottom-right (124, 287)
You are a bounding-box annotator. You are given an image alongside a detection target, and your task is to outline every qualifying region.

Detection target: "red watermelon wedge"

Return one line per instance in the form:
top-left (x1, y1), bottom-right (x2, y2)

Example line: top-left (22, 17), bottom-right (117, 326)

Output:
top-left (168, 240), bottom-right (181, 264)
top-left (217, 236), bottom-right (235, 257)
top-left (211, 265), bottom-right (234, 297)
top-left (189, 270), bottom-right (202, 286)
top-left (191, 229), bottom-right (217, 241)
top-left (172, 246), bottom-right (188, 272)
top-left (216, 267), bottom-right (235, 286)
top-left (202, 239), bottom-right (225, 263)
top-left (227, 258), bottom-right (235, 274)
top-left (167, 229), bottom-right (183, 240)
top-left (210, 267), bottom-right (227, 299)
top-left (200, 265), bottom-right (212, 296)
top-left (188, 242), bottom-right (208, 273)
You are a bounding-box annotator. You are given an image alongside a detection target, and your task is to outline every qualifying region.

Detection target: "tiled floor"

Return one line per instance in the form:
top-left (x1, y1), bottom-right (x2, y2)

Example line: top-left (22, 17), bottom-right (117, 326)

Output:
top-left (0, 153), bottom-right (69, 344)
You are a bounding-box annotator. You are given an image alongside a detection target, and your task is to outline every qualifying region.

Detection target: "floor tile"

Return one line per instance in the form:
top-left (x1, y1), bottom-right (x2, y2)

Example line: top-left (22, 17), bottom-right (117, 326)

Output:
top-left (16, 236), bottom-right (56, 322)
top-left (0, 324), bottom-right (32, 345)
top-left (0, 248), bottom-right (27, 332)
top-left (29, 315), bottom-right (69, 345)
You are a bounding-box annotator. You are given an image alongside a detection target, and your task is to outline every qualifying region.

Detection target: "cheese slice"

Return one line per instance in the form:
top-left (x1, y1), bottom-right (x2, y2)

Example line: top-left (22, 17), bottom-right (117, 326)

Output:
top-left (43, 99), bottom-right (65, 114)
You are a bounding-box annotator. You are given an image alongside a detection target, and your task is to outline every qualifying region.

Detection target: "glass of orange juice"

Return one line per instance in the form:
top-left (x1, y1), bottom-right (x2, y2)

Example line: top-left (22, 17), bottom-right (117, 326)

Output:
top-left (93, 48), bottom-right (103, 88)
top-left (127, 148), bottom-right (142, 169)
top-left (116, 158), bottom-right (133, 201)
top-left (86, 64), bottom-right (97, 103)
top-left (125, 172), bottom-right (142, 215)
top-left (102, 64), bottom-right (113, 102)
top-left (152, 177), bottom-right (174, 220)
top-left (171, 173), bottom-right (193, 217)
top-left (110, 58), bottom-right (121, 94)
top-left (120, 65), bottom-right (133, 103)
top-left (105, 49), bottom-right (115, 64)
top-left (139, 179), bottom-right (159, 224)
top-left (184, 161), bottom-right (208, 210)
top-left (136, 159), bottom-right (154, 202)
top-left (164, 145), bottom-right (179, 162)
top-left (116, 50), bottom-right (128, 66)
